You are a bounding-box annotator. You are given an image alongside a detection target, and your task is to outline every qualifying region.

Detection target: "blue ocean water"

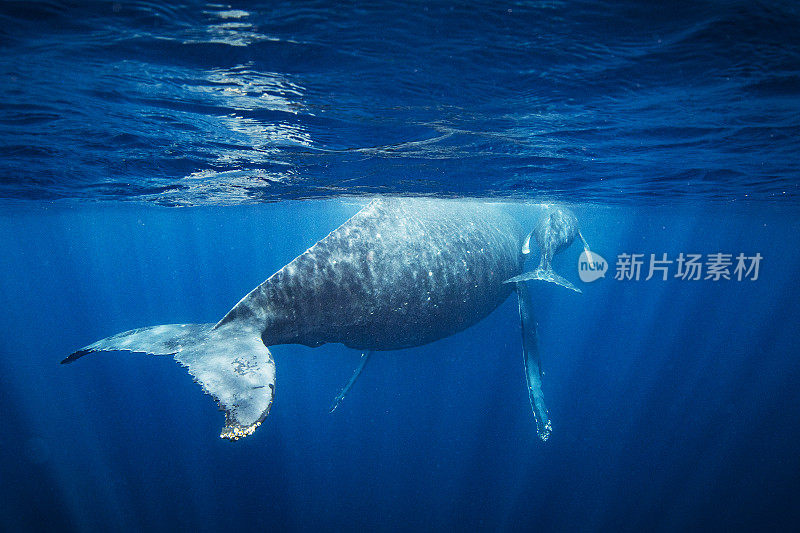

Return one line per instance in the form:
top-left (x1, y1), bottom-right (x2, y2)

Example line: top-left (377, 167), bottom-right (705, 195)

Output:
top-left (1, 1), bottom-right (800, 532)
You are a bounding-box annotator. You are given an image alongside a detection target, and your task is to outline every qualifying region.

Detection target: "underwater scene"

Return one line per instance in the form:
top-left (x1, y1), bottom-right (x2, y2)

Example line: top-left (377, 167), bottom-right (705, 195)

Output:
top-left (1, 1), bottom-right (799, 532)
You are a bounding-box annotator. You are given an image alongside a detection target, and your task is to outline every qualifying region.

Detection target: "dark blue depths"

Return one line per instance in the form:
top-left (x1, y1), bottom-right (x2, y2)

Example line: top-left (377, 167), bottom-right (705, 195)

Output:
top-left (0, 203), bottom-right (799, 532)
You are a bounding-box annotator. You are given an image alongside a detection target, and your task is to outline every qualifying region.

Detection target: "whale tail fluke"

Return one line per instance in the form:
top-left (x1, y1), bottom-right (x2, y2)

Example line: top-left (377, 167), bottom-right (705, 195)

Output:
top-left (62, 323), bottom-right (275, 441)
top-left (504, 268), bottom-right (582, 293)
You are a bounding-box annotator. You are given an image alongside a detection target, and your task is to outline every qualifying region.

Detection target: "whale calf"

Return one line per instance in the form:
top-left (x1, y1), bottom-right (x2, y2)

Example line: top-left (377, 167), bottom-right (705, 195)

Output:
top-left (505, 205), bottom-right (591, 292)
top-left (64, 198), bottom-right (585, 441)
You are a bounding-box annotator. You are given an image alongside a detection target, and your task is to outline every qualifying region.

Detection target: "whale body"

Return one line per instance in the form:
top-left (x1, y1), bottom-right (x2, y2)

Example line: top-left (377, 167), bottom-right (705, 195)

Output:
top-left (220, 198), bottom-right (525, 350)
top-left (64, 198), bottom-right (576, 441)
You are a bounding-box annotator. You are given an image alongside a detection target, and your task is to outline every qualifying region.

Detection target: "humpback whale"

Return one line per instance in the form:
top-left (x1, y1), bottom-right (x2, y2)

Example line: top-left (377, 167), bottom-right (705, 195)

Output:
top-left (63, 198), bottom-right (586, 441)
top-left (505, 206), bottom-right (591, 292)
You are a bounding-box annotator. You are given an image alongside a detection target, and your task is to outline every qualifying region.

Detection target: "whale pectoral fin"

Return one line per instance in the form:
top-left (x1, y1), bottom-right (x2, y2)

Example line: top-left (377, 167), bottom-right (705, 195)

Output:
top-left (515, 282), bottom-right (552, 442)
top-left (505, 268), bottom-right (582, 294)
top-left (521, 231), bottom-right (533, 255)
top-left (578, 230), bottom-right (591, 254)
top-left (330, 350), bottom-right (372, 413)
top-left (62, 324), bottom-right (275, 441)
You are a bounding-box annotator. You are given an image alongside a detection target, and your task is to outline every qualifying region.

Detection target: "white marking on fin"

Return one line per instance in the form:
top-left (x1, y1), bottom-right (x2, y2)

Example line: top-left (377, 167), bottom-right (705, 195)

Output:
top-left (521, 231), bottom-right (532, 255)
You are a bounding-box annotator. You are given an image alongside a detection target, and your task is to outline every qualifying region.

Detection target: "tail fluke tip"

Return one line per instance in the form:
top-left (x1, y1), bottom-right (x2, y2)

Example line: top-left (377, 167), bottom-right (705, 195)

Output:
top-left (220, 419), bottom-right (261, 441)
top-left (61, 348), bottom-right (92, 364)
